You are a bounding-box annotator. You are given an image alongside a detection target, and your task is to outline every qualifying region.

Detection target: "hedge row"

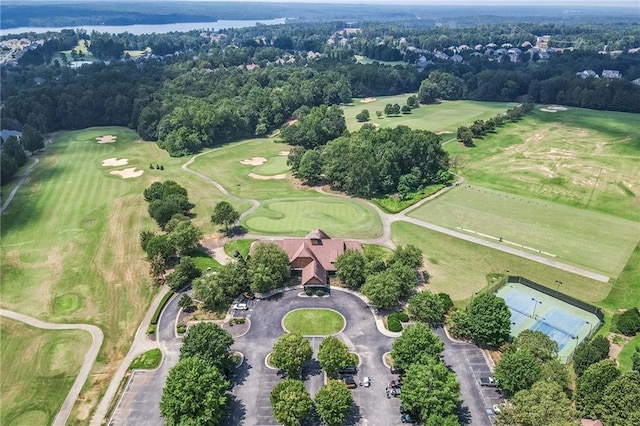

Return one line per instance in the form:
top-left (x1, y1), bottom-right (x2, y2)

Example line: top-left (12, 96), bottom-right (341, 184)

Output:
top-left (151, 291), bottom-right (174, 325)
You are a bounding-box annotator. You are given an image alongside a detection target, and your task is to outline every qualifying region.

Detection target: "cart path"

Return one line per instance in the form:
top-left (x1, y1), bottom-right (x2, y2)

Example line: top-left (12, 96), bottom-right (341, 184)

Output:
top-left (0, 156), bottom-right (39, 215)
top-left (184, 153), bottom-right (609, 283)
top-left (0, 309), bottom-right (104, 426)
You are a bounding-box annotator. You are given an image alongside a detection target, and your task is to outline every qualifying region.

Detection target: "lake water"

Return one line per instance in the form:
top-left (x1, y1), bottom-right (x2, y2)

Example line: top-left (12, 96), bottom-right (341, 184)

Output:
top-left (1, 18), bottom-right (287, 36)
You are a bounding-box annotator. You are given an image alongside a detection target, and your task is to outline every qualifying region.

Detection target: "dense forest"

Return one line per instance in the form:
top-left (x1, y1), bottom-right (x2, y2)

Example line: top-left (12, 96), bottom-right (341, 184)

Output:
top-left (1, 19), bottom-right (640, 183)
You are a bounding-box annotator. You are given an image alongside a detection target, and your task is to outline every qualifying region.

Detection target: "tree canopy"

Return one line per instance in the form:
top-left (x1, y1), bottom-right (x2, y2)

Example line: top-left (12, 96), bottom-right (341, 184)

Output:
top-left (493, 349), bottom-right (543, 395)
top-left (314, 380), bottom-right (353, 426)
top-left (211, 201), bottom-right (240, 235)
top-left (391, 323), bottom-right (444, 373)
top-left (595, 370), bottom-right (640, 426)
top-left (280, 104), bottom-right (346, 149)
top-left (576, 359), bottom-right (621, 418)
top-left (317, 336), bottom-right (356, 378)
top-left (335, 249), bottom-right (367, 290)
top-left (408, 291), bottom-right (446, 325)
top-left (270, 379), bottom-right (313, 426)
top-left (248, 242), bottom-right (290, 293)
top-left (496, 381), bottom-right (577, 426)
top-left (179, 322), bottom-right (234, 377)
top-left (514, 330), bottom-right (558, 362)
top-left (271, 333), bottom-right (313, 378)
top-left (467, 293), bottom-right (511, 348)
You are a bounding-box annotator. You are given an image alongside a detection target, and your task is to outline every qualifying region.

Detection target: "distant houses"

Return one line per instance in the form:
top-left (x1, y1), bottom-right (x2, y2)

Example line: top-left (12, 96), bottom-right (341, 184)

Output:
top-left (576, 70), bottom-right (599, 79)
top-left (601, 69), bottom-right (622, 79)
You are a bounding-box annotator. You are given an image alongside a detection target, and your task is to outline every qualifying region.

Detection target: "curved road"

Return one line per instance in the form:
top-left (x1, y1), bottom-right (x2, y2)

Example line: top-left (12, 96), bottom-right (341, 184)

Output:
top-left (0, 309), bottom-right (103, 426)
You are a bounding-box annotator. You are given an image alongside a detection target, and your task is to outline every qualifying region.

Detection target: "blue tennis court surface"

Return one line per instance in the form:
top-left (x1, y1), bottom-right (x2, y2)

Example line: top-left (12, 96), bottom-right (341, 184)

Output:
top-left (531, 321), bottom-right (572, 350)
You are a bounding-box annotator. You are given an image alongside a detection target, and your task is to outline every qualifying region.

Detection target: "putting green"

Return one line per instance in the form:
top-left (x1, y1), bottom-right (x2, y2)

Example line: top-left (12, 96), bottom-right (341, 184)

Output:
top-left (243, 198), bottom-right (382, 238)
top-left (282, 308), bottom-right (345, 335)
top-left (253, 156), bottom-right (290, 175)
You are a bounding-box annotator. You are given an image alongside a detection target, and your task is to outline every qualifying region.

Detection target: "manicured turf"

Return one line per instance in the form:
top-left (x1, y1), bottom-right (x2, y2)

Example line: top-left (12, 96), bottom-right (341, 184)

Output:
top-left (407, 184), bottom-right (640, 278)
top-left (252, 155), bottom-right (291, 175)
top-left (391, 221), bottom-right (608, 304)
top-left (0, 317), bottom-right (91, 426)
top-left (617, 335), bottom-right (639, 372)
top-left (446, 107), bottom-right (640, 222)
top-left (343, 97), bottom-right (515, 134)
top-left (282, 308), bottom-right (345, 335)
top-left (243, 197), bottom-right (382, 238)
top-left (129, 348), bottom-right (162, 370)
top-left (224, 239), bottom-right (256, 259)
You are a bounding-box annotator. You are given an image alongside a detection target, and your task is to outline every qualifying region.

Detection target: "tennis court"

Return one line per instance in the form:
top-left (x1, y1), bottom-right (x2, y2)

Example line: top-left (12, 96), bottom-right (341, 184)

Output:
top-left (496, 282), bottom-right (600, 361)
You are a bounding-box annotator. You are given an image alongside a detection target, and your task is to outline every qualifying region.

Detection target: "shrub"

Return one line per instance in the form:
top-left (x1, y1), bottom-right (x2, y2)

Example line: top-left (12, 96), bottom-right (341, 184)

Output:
top-left (151, 292), bottom-right (173, 325)
top-left (150, 163), bottom-right (154, 169)
top-left (437, 293), bottom-right (454, 313)
top-left (616, 308), bottom-right (640, 336)
top-left (316, 289), bottom-right (325, 297)
top-left (397, 312), bottom-right (409, 322)
top-left (160, 165), bottom-right (164, 170)
top-left (388, 317), bottom-right (402, 332)
top-left (147, 324), bottom-right (157, 334)
top-left (176, 323), bottom-right (187, 334)
top-left (388, 312), bottom-right (399, 322)
top-left (305, 288), bottom-right (313, 296)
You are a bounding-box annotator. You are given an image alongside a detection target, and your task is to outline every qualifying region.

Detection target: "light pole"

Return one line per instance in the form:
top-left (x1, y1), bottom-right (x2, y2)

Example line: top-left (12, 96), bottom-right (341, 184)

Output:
top-left (531, 297), bottom-right (542, 319)
top-left (586, 320), bottom-right (593, 337)
top-left (555, 280), bottom-right (562, 293)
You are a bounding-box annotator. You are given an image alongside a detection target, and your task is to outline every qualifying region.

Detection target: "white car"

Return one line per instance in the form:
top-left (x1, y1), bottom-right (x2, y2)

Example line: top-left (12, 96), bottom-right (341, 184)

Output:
top-left (232, 303), bottom-right (248, 310)
top-left (362, 376), bottom-right (371, 387)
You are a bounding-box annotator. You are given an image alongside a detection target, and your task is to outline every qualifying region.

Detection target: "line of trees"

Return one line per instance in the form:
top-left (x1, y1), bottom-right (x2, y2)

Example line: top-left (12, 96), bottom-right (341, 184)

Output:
top-left (0, 128), bottom-right (45, 185)
top-left (456, 102), bottom-right (534, 147)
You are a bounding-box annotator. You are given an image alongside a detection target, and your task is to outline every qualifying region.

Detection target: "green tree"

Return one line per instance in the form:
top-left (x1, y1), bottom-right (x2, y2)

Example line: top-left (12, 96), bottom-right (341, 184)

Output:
top-left (400, 359), bottom-right (460, 422)
top-left (193, 260), bottom-right (248, 309)
top-left (496, 381), bottom-right (577, 426)
top-left (540, 359), bottom-right (570, 391)
top-left (167, 221), bottom-right (202, 255)
top-left (576, 359), bottom-right (620, 417)
top-left (21, 124), bottom-right (45, 153)
top-left (632, 347), bottom-right (640, 372)
top-left (407, 95), bottom-right (419, 108)
top-left (401, 105), bottom-right (411, 114)
top-left (446, 308), bottom-right (473, 340)
top-left (392, 103), bottom-right (401, 115)
top-left (148, 199), bottom-right (183, 230)
top-left (361, 271), bottom-right (400, 309)
top-left (417, 80), bottom-right (440, 104)
top-left (335, 249), bottom-right (367, 290)
top-left (145, 234), bottom-right (176, 264)
top-left (166, 256), bottom-right (201, 291)
top-left (384, 103), bottom-right (394, 116)
top-left (456, 126), bottom-right (474, 146)
top-left (494, 349), bottom-right (543, 395)
top-left (179, 322), bottom-right (234, 377)
top-left (318, 336), bottom-right (355, 378)
top-left (573, 337), bottom-right (610, 376)
top-left (159, 357), bottom-right (229, 426)
top-left (355, 109), bottom-right (370, 122)
top-left (425, 414), bottom-right (459, 426)
top-left (408, 291), bottom-right (446, 325)
top-left (2, 136), bottom-right (26, 167)
top-left (140, 230), bottom-right (155, 251)
top-left (248, 243), bottom-right (290, 294)
top-left (514, 330), bottom-right (558, 362)
top-left (390, 244), bottom-right (423, 269)
top-left (315, 380), bottom-right (353, 426)
top-left (211, 201), bottom-right (240, 235)
top-left (164, 214), bottom-right (190, 233)
top-left (271, 333), bottom-right (313, 378)
top-left (296, 149), bottom-right (323, 185)
top-left (468, 293), bottom-right (511, 348)
top-left (270, 379), bottom-right (313, 426)
top-left (178, 294), bottom-right (193, 311)
top-left (375, 111), bottom-right (383, 119)
top-left (391, 323), bottom-right (444, 373)
top-left (595, 370), bottom-right (640, 425)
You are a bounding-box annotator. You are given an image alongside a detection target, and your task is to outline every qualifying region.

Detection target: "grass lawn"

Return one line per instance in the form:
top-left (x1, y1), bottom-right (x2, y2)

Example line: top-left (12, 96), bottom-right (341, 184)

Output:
top-left (447, 107), bottom-right (640, 222)
top-left (407, 184), bottom-right (640, 278)
top-left (391, 221), bottom-right (609, 304)
top-left (252, 155), bottom-right (291, 175)
top-left (282, 308), bottom-right (345, 335)
top-left (343, 97), bottom-right (515, 134)
top-left (0, 317), bottom-right (91, 426)
top-left (243, 197), bottom-right (382, 238)
top-left (617, 334), bottom-right (639, 372)
top-left (129, 349), bottom-right (162, 370)
top-left (185, 248), bottom-right (223, 272)
top-left (224, 239), bottom-right (256, 259)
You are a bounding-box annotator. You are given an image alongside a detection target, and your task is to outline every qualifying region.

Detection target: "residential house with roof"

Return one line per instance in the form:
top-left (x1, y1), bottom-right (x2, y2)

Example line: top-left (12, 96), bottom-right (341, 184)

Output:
top-left (602, 69), bottom-right (621, 79)
top-left (257, 229), bottom-right (363, 288)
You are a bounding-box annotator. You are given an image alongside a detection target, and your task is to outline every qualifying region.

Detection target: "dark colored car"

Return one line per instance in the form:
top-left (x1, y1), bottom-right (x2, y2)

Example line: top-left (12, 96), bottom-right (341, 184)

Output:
top-left (339, 365), bottom-right (358, 375)
top-left (399, 405), bottom-right (409, 414)
top-left (342, 375), bottom-right (357, 389)
top-left (401, 413), bottom-right (416, 423)
top-left (390, 366), bottom-right (403, 375)
top-left (390, 388), bottom-right (401, 397)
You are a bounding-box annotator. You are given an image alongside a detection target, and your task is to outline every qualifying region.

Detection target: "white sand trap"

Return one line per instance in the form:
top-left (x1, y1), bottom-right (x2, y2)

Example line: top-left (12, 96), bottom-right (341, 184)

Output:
top-left (248, 173), bottom-right (287, 180)
top-left (102, 157), bottom-right (129, 167)
top-left (540, 108), bottom-right (558, 113)
top-left (360, 97), bottom-right (377, 103)
top-left (436, 131), bottom-right (453, 135)
top-left (96, 135), bottom-right (116, 143)
top-left (285, 119), bottom-right (299, 127)
top-left (110, 168), bottom-right (144, 179)
top-left (278, 151), bottom-right (290, 156)
top-left (548, 105), bottom-right (568, 111)
top-left (241, 157), bottom-right (267, 166)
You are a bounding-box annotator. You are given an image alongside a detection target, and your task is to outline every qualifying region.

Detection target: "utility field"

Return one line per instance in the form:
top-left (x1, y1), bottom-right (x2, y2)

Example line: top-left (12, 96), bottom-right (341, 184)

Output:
top-left (391, 222), bottom-right (608, 304)
top-left (343, 96), bottom-right (515, 134)
top-left (188, 138), bottom-right (383, 238)
top-left (446, 107), bottom-right (640, 222)
top-left (0, 127), bottom-right (238, 423)
top-left (0, 317), bottom-right (91, 426)
top-left (408, 184), bottom-right (640, 278)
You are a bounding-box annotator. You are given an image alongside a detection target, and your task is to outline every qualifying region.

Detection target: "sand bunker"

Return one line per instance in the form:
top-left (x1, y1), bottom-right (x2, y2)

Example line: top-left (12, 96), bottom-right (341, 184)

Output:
top-left (360, 97), bottom-right (377, 103)
top-left (285, 119), bottom-right (299, 127)
top-left (540, 108), bottom-right (558, 113)
top-left (102, 158), bottom-right (129, 167)
top-left (110, 168), bottom-right (143, 179)
top-left (540, 105), bottom-right (567, 113)
top-left (436, 131), bottom-right (453, 135)
top-left (241, 157), bottom-right (268, 166)
top-left (278, 151), bottom-right (290, 156)
top-left (96, 135), bottom-right (116, 144)
top-left (248, 173), bottom-right (287, 180)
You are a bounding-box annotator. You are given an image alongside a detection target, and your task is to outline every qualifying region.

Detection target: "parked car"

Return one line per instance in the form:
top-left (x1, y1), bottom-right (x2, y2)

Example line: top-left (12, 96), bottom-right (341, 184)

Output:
top-left (390, 366), bottom-right (403, 375)
top-left (401, 413), bottom-right (416, 423)
top-left (479, 377), bottom-right (499, 387)
top-left (399, 405), bottom-right (409, 414)
top-left (343, 375), bottom-right (357, 389)
top-left (362, 376), bottom-right (371, 387)
top-left (339, 365), bottom-right (358, 375)
top-left (389, 379), bottom-right (403, 388)
top-left (232, 303), bottom-right (248, 310)
top-left (390, 387), bottom-right (401, 397)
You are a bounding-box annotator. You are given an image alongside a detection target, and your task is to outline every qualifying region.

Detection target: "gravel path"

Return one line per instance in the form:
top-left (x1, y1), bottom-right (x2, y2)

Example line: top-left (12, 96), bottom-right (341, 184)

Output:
top-left (0, 309), bottom-right (104, 426)
top-left (0, 156), bottom-right (39, 215)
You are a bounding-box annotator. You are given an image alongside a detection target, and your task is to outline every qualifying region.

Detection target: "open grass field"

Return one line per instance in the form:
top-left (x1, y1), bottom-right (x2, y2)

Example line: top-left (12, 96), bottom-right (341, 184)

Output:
top-left (343, 96), bottom-right (515, 134)
top-left (282, 308), bottom-right (345, 335)
top-left (447, 107), bottom-right (640, 222)
top-left (252, 155), bottom-right (291, 175)
top-left (224, 239), bottom-right (256, 258)
top-left (0, 317), bottom-right (91, 426)
top-left (244, 197), bottom-right (382, 238)
top-left (407, 184), bottom-right (640, 278)
top-left (391, 221), bottom-right (608, 304)
top-left (0, 126), bottom-right (240, 423)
